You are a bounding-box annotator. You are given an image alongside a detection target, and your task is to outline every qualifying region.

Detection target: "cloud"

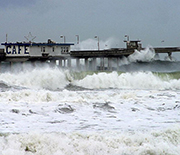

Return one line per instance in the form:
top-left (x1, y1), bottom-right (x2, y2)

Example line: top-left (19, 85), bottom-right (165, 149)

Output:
top-left (1, 0), bottom-right (180, 48)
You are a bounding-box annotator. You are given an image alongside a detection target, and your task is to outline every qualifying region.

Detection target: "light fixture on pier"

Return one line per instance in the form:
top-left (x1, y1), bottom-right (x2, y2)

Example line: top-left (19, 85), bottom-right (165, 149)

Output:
top-left (60, 35), bottom-right (66, 43)
top-left (76, 35), bottom-right (79, 44)
top-left (94, 36), bottom-right (100, 50)
top-left (124, 35), bottom-right (129, 42)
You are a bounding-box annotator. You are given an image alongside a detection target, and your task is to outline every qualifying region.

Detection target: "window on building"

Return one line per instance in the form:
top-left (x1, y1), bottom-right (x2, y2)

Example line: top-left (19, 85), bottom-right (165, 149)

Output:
top-left (52, 47), bottom-right (55, 52)
top-left (65, 47), bottom-right (68, 53)
top-left (43, 47), bottom-right (45, 52)
top-left (61, 46), bottom-right (69, 54)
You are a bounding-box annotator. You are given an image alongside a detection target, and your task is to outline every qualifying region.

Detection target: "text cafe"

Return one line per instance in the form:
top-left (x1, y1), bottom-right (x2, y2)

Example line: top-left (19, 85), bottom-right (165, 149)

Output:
top-left (1, 43), bottom-right (30, 56)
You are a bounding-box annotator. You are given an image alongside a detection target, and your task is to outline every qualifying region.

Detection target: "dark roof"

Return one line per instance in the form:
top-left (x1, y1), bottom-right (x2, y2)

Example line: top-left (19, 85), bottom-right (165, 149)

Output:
top-left (1, 42), bottom-right (74, 46)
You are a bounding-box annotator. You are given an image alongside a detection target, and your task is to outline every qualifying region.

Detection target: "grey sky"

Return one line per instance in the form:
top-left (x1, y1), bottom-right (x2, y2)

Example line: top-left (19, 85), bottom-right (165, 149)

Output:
top-left (1, 0), bottom-right (180, 48)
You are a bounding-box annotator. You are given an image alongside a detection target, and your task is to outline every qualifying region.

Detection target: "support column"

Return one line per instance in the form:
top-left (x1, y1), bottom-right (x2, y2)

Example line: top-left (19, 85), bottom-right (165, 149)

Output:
top-left (154, 53), bottom-right (160, 60)
top-left (100, 57), bottom-right (104, 70)
top-left (92, 58), bottom-right (96, 71)
top-left (59, 58), bottom-right (62, 67)
top-left (50, 59), bottom-right (56, 67)
top-left (85, 58), bottom-right (88, 70)
top-left (67, 57), bottom-right (71, 68)
top-left (168, 52), bottom-right (172, 60)
top-left (63, 59), bottom-right (66, 67)
top-left (108, 57), bottom-right (112, 71)
top-left (76, 58), bottom-right (80, 70)
top-left (117, 57), bottom-right (120, 71)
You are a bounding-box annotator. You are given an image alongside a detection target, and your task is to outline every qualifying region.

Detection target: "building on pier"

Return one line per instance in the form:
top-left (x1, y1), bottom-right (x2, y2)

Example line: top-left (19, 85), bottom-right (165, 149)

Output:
top-left (1, 38), bottom-right (180, 71)
top-left (1, 39), bottom-right (74, 62)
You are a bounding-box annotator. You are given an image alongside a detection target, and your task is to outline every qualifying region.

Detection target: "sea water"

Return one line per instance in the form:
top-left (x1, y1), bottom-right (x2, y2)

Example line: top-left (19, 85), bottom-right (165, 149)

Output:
top-left (0, 49), bottom-right (180, 154)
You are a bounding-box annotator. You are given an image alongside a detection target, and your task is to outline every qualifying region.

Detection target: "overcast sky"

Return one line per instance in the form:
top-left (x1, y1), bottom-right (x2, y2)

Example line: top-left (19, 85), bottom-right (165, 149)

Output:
top-left (1, 0), bottom-right (180, 48)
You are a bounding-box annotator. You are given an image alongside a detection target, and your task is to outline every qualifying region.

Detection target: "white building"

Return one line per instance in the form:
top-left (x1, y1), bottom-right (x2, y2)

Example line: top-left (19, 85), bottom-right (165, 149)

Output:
top-left (1, 39), bottom-right (74, 62)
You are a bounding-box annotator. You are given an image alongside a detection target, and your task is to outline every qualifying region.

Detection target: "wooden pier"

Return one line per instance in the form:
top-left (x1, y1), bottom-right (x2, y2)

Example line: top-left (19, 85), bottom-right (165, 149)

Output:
top-left (1, 39), bottom-right (180, 71)
top-left (69, 40), bottom-right (180, 70)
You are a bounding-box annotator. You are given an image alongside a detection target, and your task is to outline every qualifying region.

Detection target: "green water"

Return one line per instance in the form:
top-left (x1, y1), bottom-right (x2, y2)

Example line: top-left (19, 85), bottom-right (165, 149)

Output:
top-left (70, 71), bottom-right (180, 81)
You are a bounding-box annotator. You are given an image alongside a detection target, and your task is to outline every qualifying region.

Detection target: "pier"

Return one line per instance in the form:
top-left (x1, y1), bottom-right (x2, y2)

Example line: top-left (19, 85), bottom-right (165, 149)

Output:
top-left (1, 39), bottom-right (180, 71)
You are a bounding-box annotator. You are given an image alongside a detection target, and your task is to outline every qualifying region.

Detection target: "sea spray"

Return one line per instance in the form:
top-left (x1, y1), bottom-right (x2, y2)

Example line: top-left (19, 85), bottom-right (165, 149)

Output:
top-left (0, 67), bottom-right (70, 90)
top-left (118, 46), bottom-right (157, 67)
top-left (128, 46), bottom-right (156, 62)
top-left (111, 46), bottom-right (158, 68)
top-left (71, 37), bottom-right (120, 51)
top-left (0, 67), bottom-right (180, 90)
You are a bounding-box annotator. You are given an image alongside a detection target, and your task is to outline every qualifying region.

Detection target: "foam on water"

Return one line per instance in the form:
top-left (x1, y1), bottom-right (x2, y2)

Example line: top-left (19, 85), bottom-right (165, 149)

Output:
top-left (0, 67), bottom-right (180, 90)
top-left (73, 71), bottom-right (180, 90)
top-left (0, 88), bottom-right (180, 133)
top-left (0, 60), bottom-right (179, 154)
top-left (1, 127), bottom-right (180, 155)
top-left (0, 67), bottom-right (70, 90)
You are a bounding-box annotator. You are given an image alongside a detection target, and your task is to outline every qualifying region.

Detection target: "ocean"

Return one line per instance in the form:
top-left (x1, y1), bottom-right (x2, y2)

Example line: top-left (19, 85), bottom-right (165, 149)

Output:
top-left (0, 48), bottom-right (180, 155)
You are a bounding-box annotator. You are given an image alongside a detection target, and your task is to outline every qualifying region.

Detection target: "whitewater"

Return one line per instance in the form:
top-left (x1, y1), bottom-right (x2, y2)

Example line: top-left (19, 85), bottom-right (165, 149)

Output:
top-left (0, 47), bottom-right (180, 154)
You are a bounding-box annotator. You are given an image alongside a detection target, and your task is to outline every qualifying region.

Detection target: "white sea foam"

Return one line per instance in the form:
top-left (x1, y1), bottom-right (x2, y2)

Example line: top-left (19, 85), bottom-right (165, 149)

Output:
top-left (0, 67), bottom-right (70, 90)
top-left (0, 87), bottom-right (179, 133)
top-left (118, 47), bottom-right (157, 67)
top-left (1, 128), bottom-right (180, 155)
top-left (0, 67), bottom-right (180, 90)
top-left (128, 47), bottom-right (156, 62)
top-left (0, 72), bottom-right (180, 154)
top-left (73, 71), bottom-right (180, 90)
top-left (0, 44), bottom-right (180, 154)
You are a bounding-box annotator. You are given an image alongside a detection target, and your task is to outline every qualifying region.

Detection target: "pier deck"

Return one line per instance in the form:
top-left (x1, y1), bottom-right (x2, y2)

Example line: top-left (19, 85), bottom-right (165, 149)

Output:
top-left (70, 47), bottom-right (180, 58)
top-left (1, 39), bottom-right (180, 71)
top-left (70, 48), bottom-right (134, 58)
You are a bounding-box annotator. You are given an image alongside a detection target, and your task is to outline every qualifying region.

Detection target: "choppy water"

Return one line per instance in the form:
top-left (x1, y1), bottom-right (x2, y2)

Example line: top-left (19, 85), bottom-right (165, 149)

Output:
top-left (1, 50), bottom-right (180, 154)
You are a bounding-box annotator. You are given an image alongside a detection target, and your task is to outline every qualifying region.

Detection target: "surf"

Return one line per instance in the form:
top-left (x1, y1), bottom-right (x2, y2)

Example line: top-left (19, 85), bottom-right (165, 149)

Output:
top-left (72, 71), bottom-right (180, 90)
top-left (0, 66), bottom-right (180, 90)
top-left (1, 127), bottom-right (180, 155)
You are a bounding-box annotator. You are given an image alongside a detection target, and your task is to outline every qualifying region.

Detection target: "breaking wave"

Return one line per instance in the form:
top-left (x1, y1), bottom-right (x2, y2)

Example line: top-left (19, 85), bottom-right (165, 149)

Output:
top-left (73, 71), bottom-right (180, 90)
top-left (128, 47), bottom-right (156, 62)
top-left (0, 67), bottom-right (70, 90)
top-left (0, 66), bottom-right (180, 90)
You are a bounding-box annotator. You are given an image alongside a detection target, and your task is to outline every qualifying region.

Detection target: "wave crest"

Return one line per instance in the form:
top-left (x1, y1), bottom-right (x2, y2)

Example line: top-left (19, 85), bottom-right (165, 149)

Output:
top-left (0, 67), bottom-right (70, 90)
top-left (73, 71), bottom-right (180, 90)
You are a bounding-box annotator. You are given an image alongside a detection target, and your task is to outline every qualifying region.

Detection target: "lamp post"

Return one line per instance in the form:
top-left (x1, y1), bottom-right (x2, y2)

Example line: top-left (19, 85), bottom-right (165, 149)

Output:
top-left (76, 35), bottom-right (79, 44)
top-left (6, 33), bottom-right (8, 43)
top-left (60, 35), bottom-right (66, 43)
top-left (124, 35), bottom-right (129, 42)
top-left (94, 36), bottom-right (100, 50)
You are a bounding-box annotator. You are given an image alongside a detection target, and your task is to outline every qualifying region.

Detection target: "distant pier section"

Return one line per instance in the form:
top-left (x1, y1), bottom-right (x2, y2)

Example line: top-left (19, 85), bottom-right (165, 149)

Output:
top-left (1, 38), bottom-right (180, 71)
